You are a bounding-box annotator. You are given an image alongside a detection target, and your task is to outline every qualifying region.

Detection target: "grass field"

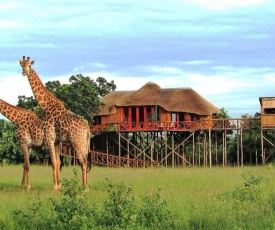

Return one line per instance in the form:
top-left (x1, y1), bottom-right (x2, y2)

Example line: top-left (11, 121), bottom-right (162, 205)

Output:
top-left (0, 164), bottom-right (275, 229)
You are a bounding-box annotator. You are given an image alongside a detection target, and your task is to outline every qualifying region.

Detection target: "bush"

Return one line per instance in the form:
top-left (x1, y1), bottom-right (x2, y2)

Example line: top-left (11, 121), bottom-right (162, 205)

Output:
top-left (49, 168), bottom-right (97, 229)
top-left (10, 169), bottom-right (177, 229)
top-left (98, 178), bottom-right (177, 229)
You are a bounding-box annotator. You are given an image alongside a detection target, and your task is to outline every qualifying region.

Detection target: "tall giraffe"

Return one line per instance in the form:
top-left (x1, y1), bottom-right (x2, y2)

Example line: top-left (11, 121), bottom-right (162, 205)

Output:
top-left (0, 99), bottom-right (45, 189)
top-left (17, 56), bottom-right (91, 190)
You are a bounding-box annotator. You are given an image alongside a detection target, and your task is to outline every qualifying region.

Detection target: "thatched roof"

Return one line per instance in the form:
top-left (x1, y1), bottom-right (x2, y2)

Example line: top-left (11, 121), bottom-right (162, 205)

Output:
top-left (97, 82), bottom-right (221, 116)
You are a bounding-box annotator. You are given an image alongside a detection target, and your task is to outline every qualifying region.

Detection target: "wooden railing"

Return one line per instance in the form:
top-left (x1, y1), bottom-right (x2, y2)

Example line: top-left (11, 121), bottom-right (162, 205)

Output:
top-left (61, 147), bottom-right (159, 167)
top-left (90, 150), bottom-right (159, 168)
top-left (261, 115), bottom-right (275, 128)
top-left (91, 118), bottom-right (261, 135)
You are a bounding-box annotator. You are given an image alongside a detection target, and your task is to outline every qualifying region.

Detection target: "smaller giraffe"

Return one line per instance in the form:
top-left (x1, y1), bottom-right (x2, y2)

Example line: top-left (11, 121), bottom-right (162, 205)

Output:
top-left (0, 99), bottom-right (45, 189)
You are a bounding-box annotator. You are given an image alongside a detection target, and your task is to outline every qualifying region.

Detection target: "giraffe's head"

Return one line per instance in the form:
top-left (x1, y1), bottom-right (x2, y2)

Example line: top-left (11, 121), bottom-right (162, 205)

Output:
top-left (17, 56), bottom-right (35, 76)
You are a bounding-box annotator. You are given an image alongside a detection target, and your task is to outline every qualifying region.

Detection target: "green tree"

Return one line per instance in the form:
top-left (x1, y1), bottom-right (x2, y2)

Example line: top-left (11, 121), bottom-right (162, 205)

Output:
top-left (0, 120), bottom-right (21, 164)
top-left (216, 107), bottom-right (231, 119)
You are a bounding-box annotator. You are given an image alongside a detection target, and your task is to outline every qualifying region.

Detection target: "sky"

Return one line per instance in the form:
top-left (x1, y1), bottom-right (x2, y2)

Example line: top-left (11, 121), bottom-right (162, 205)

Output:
top-left (1, 0), bottom-right (275, 119)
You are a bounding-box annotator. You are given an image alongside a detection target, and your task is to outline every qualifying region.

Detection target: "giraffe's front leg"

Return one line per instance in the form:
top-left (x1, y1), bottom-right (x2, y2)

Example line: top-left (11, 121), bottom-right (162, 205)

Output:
top-left (45, 124), bottom-right (61, 190)
top-left (21, 144), bottom-right (31, 189)
top-left (78, 154), bottom-right (89, 191)
top-left (54, 144), bottom-right (62, 190)
top-left (46, 139), bottom-right (60, 190)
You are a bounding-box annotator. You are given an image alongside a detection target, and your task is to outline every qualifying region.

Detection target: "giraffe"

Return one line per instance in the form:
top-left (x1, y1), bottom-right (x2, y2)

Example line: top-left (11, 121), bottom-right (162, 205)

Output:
top-left (17, 56), bottom-right (91, 190)
top-left (0, 99), bottom-right (45, 189)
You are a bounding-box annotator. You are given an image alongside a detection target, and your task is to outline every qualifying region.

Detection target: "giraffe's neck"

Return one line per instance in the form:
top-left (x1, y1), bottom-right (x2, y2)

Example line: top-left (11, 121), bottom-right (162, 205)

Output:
top-left (0, 99), bottom-right (30, 126)
top-left (27, 69), bottom-right (64, 112)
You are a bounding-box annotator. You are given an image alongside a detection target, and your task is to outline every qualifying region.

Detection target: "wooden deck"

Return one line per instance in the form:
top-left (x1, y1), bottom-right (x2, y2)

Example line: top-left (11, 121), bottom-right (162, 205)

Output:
top-left (91, 118), bottom-right (261, 135)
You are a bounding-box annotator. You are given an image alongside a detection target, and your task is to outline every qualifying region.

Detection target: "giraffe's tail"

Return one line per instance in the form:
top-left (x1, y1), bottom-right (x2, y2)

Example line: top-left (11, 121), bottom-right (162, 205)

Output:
top-left (87, 131), bottom-right (92, 173)
top-left (60, 155), bottom-right (64, 171)
top-left (87, 152), bottom-right (92, 172)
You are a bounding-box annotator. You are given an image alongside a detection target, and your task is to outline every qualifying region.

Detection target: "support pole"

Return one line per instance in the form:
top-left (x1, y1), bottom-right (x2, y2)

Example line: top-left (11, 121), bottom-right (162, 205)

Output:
top-left (118, 132), bottom-right (121, 159)
top-left (165, 133), bottom-right (168, 167)
top-left (127, 139), bottom-right (130, 167)
top-left (241, 128), bottom-right (243, 167)
top-left (198, 133), bottom-right (201, 167)
top-left (209, 129), bottom-right (212, 168)
top-left (172, 132), bottom-right (175, 168)
top-left (225, 130), bottom-right (227, 166)
top-left (237, 129), bottom-right (239, 167)
top-left (222, 131), bottom-right (225, 166)
top-left (261, 129), bottom-right (264, 165)
top-left (192, 132), bottom-right (195, 167)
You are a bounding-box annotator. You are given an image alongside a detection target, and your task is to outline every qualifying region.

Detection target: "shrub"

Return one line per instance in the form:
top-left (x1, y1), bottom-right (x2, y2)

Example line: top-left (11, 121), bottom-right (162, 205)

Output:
top-left (49, 168), bottom-right (97, 229)
top-left (9, 169), bottom-right (178, 229)
top-left (99, 178), bottom-right (177, 229)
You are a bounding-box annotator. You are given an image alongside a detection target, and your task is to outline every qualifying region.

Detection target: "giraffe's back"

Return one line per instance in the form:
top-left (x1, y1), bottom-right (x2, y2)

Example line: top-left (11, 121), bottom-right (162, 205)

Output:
top-left (16, 111), bottom-right (45, 147)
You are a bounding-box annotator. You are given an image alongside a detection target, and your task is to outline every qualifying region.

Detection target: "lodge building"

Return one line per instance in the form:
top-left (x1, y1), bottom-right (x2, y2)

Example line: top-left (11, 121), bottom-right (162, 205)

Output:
top-left (88, 82), bottom-right (224, 167)
top-left (92, 82), bottom-right (221, 133)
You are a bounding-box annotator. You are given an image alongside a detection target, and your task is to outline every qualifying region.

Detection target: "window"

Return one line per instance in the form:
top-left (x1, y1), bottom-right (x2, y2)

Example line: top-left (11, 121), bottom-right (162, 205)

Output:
top-left (172, 113), bottom-right (176, 122)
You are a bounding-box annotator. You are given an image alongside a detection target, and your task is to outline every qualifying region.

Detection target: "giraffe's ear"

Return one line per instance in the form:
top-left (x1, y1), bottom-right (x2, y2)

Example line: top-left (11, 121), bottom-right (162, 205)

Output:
top-left (31, 61), bottom-right (35, 65)
top-left (17, 60), bottom-right (21, 65)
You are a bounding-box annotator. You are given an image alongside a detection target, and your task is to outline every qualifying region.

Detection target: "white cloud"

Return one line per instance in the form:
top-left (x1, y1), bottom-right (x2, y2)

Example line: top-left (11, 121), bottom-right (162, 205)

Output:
top-left (0, 74), bottom-right (33, 105)
top-left (0, 2), bottom-right (19, 12)
top-left (245, 34), bottom-right (270, 39)
top-left (181, 60), bottom-right (211, 65)
top-left (264, 75), bottom-right (275, 83)
top-left (0, 20), bottom-right (24, 28)
top-left (188, 0), bottom-right (267, 10)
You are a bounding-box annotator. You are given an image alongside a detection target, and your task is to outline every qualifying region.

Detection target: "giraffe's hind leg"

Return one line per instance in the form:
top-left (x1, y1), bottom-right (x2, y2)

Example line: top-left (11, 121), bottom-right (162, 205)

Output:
top-left (21, 144), bottom-right (31, 189)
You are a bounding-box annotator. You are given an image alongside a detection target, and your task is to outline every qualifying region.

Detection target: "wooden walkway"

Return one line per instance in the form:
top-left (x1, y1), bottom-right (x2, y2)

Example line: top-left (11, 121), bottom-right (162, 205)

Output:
top-left (61, 147), bottom-right (159, 168)
top-left (90, 150), bottom-right (159, 167)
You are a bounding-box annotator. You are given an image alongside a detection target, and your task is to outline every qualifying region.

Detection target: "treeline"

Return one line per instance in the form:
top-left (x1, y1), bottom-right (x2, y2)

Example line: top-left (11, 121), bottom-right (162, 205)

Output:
top-left (0, 74), bottom-right (116, 165)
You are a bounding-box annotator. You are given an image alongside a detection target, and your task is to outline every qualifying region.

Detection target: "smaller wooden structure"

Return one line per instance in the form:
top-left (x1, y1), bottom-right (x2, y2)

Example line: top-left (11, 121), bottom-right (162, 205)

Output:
top-left (259, 97), bottom-right (275, 165)
top-left (259, 97), bottom-right (275, 128)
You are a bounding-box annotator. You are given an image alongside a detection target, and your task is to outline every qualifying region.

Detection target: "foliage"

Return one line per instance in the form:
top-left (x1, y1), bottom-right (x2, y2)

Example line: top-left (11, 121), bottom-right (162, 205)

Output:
top-left (0, 119), bottom-right (49, 166)
top-left (93, 178), bottom-right (176, 229)
top-left (7, 168), bottom-right (177, 230)
top-left (216, 107), bottom-right (231, 119)
top-left (139, 188), bottom-right (176, 229)
top-left (50, 168), bottom-right (97, 229)
top-left (0, 120), bottom-right (21, 164)
top-left (11, 195), bottom-right (51, 229)
top-left (99, 179), bottom-right (137, 228)
top-left (226, 174), bottom-right (263, 203)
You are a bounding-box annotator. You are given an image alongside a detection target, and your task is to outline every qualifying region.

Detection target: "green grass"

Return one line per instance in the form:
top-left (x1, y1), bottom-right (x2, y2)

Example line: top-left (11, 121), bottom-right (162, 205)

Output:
top-left (1, 164), bottom-right (275, 229)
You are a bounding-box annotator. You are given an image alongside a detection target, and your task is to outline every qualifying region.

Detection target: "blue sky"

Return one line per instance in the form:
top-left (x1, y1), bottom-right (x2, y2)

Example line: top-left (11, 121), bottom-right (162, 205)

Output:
top-left (1, 0), bottom-right (275, 118)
